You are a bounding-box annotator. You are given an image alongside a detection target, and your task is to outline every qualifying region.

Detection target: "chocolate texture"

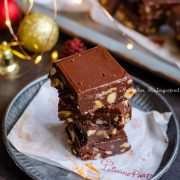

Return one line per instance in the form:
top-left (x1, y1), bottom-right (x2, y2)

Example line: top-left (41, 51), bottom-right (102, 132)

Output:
top-left (66, 122), bottom-right (130, 160)
top-left (49, 46), bottom-right (134, 160)
top-left (58, 97), bottom-right (131, 128)
top-left (49, 46), bottom-right (135, 115)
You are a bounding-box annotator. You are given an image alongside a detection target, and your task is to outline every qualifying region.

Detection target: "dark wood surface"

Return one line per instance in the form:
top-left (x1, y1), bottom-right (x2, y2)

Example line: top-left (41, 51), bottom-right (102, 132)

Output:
top-left (0, 31), bottom-right (180, 180)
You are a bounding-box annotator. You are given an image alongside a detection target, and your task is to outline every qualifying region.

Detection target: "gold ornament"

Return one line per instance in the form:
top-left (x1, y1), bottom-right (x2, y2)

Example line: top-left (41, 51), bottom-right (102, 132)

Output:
top-left (18, 12), bottom-right (59, 53)
top-left (0, 41), bottom-right (19, 76)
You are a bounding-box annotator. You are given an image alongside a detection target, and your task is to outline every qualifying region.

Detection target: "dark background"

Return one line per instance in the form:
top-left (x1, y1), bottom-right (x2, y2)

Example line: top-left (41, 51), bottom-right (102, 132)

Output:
top-left (0, 30), bottom-right (179, 180)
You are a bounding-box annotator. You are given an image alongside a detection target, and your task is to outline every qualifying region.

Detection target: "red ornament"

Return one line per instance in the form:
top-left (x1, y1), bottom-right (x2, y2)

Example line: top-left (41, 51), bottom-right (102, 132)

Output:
top-left (0, 0), bottom-right (20, 29)
top-left (60, 38), bottom-right (87, 58)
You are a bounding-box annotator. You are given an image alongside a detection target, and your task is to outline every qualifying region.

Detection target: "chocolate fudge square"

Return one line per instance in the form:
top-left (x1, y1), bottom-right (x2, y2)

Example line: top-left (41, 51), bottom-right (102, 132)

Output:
top-left (66, 122), bottom-right (130, 160)
top-left (49, 46), bottom-right (135, 115)
top-left (115, 3), bottom-right (140, 30)
top-left (58, 97), bottom-right (131, 128)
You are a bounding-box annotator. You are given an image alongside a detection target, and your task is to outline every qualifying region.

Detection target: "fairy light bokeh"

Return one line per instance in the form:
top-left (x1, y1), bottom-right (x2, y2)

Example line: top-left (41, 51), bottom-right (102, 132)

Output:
top-left (3, 0), bottom-right (134, 67)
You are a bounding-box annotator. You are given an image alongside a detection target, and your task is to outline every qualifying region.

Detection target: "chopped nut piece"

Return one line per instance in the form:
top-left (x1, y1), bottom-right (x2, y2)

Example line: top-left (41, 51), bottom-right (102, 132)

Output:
top-left (59, 111), bottom-right (72, 117)
top-left (121, 117), bottom-right (125, 124)
top-left (67, 118), bottom-right (74, 123)
top-left (67, 140), bottom-right (72, 144)
top-left (110, 145), bottom-right (114, 149)
top-left (97, 130), bottom-right (109, 139)
top-left (94, 153), bottom-right (101, 160)
top-left (125, 21), bottom-right (134, 29)
top-left (145, 6), bottom-right (151, 14)
top-left (120, 148), bottom-right (126, 153)
top-left (112, 128), bottom-right (118, 135)
top-left (50, 67), bottom-right (56, 76)
top-left (64, 121), bottom-right (68, 128)
top-left (116, 11), bottom-right (125, 21)
top-left (87, 130), bottom-right (96, 136)
top-left (59, 81), bottom-right (64, 90)
top-left (127, 79), bottom-right (133, 85)
top-left (125, 117), bottom-right (130, 124)
top-left (50, 79), bottom-right (60, 87)
top-left (61, 75), bottom-right (67, 85)
top-left (70, 130), bottom-right (75, 142)
top-left (72, 148), bottom-right (77, 155)
top-left (105, 151), bottom-right (112, 155)
top-left (93, 148), bottom-right (99, 151)
top-left (120, 142), bottom-right (130, 149)
top-left (125, 113), bottom-right (130, 118)
top-left (94, 100), bottom-right (104, 109)
top-left (96, 87), bottom-right (117, 99)
top-left (96, 119), bottom-right (104, 125)
top-left (124, 87), bottom-right (136, 99)
top-left (70, 95), bottom-right (75, 100)
top-left (122, 100), bottom-right (128, 106)
top-left (114, 115), bottom-right (119, 122)
top-left (107, 92), bottom-right (117, 104)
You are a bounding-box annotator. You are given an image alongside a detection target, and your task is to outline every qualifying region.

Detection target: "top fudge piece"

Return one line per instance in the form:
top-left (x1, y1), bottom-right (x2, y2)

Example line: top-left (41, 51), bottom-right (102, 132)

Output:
top-left (49, 46), bottom-right (135, 114)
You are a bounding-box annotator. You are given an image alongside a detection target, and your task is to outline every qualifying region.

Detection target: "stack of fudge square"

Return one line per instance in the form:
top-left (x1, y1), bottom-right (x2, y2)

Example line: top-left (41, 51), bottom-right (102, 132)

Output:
top-left (49, 46), bottom-right (136, 160)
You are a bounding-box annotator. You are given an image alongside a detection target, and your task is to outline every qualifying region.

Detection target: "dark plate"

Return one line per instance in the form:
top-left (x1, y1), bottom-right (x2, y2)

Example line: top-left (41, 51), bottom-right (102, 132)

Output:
top-left (2, 75), bottom-right (179, 180)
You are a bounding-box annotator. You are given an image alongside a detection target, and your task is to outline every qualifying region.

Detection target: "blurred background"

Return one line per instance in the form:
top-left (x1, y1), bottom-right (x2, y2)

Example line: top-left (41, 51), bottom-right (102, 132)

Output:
top-left (0, 0), bottom-right (179, 179)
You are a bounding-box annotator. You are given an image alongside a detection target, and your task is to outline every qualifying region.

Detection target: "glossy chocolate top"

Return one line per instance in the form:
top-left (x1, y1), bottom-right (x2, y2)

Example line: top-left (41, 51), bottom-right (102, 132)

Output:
top-left (55, 46), bottom-right (127, 93)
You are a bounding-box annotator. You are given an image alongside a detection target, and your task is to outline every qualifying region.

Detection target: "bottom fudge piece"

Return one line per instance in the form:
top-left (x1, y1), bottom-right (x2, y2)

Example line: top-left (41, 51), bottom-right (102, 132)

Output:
top-left (66, 122), bottom-right (130, 160)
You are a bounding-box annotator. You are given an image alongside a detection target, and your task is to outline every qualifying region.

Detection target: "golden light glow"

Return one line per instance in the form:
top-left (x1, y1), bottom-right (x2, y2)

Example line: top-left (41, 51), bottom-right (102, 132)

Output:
top-left (5, 20), bottom-right (11, 27)
top-left (34, 55), bottom-right (42, 64)
top-left (33, 44), bottom-right (39, 50)
top-left (7, 63), bottom-right (17, 73)
top-left (10, 42), bottom-right (21, 46)
top-left (127, 43), bottom-right (134, 50)
top-left (75, 0), bottom-right (82, 4)
top-left (51, 50), bottom-right (58, 61)
top-left (29, 0), bottom-right (34, 5)
top-left (0, 53), bottom-right (2, 60)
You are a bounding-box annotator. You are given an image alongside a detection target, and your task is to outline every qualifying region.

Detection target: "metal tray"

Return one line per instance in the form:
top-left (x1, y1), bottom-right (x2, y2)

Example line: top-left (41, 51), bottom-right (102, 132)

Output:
top-left (17, 1), bottom-right (180, 84)
top-left (2, 75), bottom-right (179, 180)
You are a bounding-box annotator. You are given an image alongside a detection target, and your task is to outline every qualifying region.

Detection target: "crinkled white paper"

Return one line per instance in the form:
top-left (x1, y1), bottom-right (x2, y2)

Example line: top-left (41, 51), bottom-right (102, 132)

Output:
top-left (8, 81), bottom-right (171, 180)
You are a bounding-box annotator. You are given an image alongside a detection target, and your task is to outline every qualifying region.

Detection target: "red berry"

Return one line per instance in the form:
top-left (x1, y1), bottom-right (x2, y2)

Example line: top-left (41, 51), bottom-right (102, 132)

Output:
top-left (60, 38), bottom-right (87, 58)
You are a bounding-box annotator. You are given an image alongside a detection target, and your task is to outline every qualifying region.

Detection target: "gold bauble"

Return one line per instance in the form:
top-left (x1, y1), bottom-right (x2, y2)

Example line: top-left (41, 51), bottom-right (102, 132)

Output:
top-left (18, 12), bottom-right (59, 53)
